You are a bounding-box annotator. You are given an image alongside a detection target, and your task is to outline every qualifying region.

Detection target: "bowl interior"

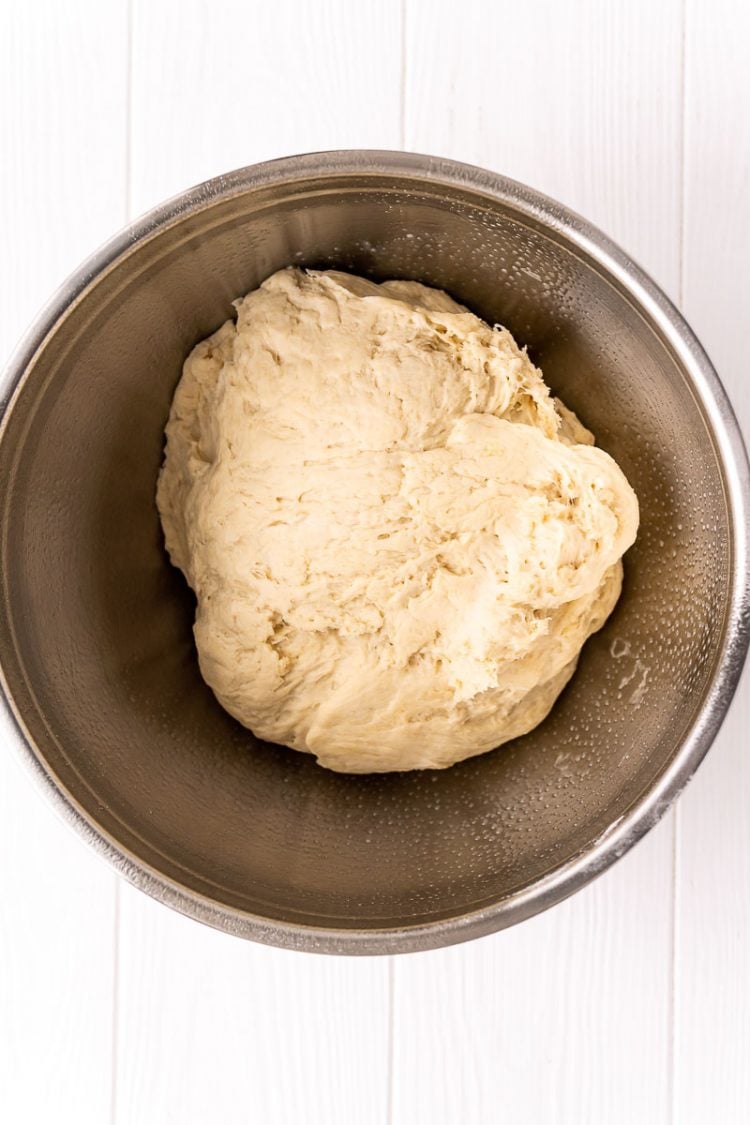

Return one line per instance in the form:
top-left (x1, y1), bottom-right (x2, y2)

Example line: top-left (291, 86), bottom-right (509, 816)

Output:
top-left (0, 164), bottom-right (730, 938)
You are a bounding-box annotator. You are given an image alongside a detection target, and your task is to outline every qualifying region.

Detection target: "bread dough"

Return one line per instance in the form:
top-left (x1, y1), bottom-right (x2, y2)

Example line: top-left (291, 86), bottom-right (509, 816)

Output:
top-left (157, 268), bottom-right (639, 772)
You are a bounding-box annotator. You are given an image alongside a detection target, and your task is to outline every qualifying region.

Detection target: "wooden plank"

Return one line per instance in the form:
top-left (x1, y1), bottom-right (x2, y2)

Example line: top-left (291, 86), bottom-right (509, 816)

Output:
top-left (0, 0), bottom-right (130, 348)
top-left (116, 886), bottom-right (391, 1125)
top-left (394, 2), bottom-right (683, 1121)
top-left (393, 819), bottom-right (674, 1125)
top-left (0, 2), bottom-right (127, 1122)
top-left (129, 0), bottom-right (404, 215)
top-left (675, 0), bottom-right (750, 1120)
top-left (115, 4), bottom-right (400, 1121)
top-left (405, 0), bottom-right (683, 299)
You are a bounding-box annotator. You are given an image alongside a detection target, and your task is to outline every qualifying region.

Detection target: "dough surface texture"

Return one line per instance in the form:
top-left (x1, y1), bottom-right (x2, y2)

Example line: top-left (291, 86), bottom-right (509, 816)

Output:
top-left (157, 268), bottom-right (639, 772)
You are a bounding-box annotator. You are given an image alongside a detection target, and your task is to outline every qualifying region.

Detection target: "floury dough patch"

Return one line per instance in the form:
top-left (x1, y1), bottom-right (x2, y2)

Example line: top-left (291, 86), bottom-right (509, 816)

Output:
top-left (157, 268), bottom-right (639, 772)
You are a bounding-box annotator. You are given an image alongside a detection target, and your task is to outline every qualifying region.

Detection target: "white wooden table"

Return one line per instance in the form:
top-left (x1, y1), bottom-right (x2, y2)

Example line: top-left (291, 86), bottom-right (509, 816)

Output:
top-left (1, 2), bottom-right (748, 1121)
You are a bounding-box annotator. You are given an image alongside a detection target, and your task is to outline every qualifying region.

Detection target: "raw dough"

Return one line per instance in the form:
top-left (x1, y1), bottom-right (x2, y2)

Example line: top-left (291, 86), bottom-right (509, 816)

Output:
top-left (157, 268), bottom-right (639, 772)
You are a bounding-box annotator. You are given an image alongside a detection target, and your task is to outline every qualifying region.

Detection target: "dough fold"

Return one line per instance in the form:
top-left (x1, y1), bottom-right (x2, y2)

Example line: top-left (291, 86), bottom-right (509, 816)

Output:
top-left (157, 268), bottom-right (639, 772)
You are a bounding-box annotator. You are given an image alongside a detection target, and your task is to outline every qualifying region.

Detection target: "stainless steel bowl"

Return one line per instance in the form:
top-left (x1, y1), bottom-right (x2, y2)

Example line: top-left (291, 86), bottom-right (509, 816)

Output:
top-left (1, 151), bottom-right (748, 954)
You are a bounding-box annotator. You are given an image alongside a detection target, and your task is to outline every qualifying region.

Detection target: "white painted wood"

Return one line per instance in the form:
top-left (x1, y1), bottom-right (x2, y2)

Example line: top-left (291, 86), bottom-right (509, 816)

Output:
top-left (0, 2), bottom-right (128, 1123)
top-left (115, 885), bottom-right (390, 1125)
top-left (393, 2), bottom-right (683, 1122)
top-left (394, 819), bottom-right (674, 1125)
top-left (129, 0), bottom-right (404, 216)
top-left (0, 0), bottom-right (130, 350)
top-left (405, 0), bottom-right (683, 299)
top-left (675, 1), bottom-right (750, 1120)
top-left (113, 5), bottom-right (399, 1122)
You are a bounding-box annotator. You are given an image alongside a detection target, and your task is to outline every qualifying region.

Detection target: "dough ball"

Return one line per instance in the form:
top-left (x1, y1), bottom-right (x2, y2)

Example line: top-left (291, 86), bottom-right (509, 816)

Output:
top-left (157, 268), bottom-right (639, 772)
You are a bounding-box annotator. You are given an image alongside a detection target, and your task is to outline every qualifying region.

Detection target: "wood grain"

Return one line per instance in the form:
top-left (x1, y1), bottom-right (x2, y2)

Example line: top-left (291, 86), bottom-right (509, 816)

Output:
top-left (129, 0), bottom-right (404, 216)
top-left (405, 0), bottom-right (683, 299)
top-left (675, 1), bottom-right (750, 1120)
top-left (0, 3), bottom-right (128, 1123)
top-left (393, 820), bottom-right (674, 1125)
top-left (394, 2), bottom-right (683, 1121)
top-left (115, 886), bottom-right (390, 1125)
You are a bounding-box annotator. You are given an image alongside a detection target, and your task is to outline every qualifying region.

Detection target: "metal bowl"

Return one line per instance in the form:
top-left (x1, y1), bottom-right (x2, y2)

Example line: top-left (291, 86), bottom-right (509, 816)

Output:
top-left (1, 151), bottom-right (748, 954)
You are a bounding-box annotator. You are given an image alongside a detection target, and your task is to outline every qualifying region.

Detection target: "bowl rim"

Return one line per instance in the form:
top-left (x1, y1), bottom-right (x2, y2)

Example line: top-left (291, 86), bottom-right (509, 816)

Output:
top-left (2, 148), bottom-right (749, 955)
